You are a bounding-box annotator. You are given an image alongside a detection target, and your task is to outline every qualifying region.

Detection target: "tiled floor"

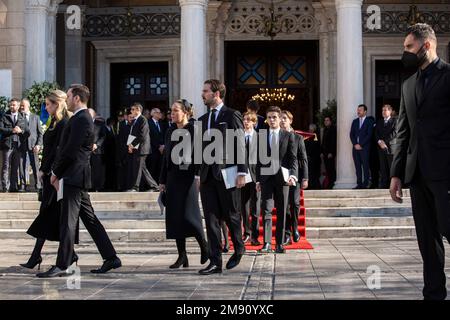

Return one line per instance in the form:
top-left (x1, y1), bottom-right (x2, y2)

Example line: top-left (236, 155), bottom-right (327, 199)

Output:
top-left (1, 238), bottom-right (449, 300)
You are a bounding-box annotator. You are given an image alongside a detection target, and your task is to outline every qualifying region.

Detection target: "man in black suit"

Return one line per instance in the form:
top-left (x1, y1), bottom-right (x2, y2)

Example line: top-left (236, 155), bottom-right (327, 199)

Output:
top-left (375, 104), bottom-right (397, 188)
top-left (280, 110), bottom-right (308, 245)
top-left (148, 108), bottom-right (167, 184)
top-left (198, 79), bottom-right (247, 275)
top-left (116, 110), bottom-right (132, 191)
top-left (321, 116), bottom-right (337, 189)
top-left (88, 108), bottom-right (107, 192)
top-left (241, 111), bottom-right (260, 245)
top-left (390, 24), bottom-right (450, 300)
top-left (256, 106), bottom-right (297, 254)
top-left (246, 99), bottom-right (266, 131)
top-left (127, 103), bottom-right (158, 192)
top-left (350, 104), bottom-right (375, 189)
top-left (104, 117), bottom-right (117, 191)
top-left (0, 99), bottom-right (28, 192)
top-left (18, 99), bottom-right (43, 192)
top-left (37, 84), bottom-right (121, 278)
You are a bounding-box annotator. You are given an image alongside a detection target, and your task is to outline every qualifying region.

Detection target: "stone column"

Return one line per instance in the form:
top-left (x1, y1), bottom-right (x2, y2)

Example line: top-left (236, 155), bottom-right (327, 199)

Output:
top-left (25, 0), bottom-right (51, 88)
top-left (63, 4), bottom-right (85, 87)
top-left (179, 0), bottom-right (208, 118)
top-left (334, 0), bottom-right (364, 189)
top-left (46, 1), bottom-right (63, 82)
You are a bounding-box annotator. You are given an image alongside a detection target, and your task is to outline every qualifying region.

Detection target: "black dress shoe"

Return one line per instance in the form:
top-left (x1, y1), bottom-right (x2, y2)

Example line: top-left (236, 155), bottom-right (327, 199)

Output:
top-left (242, 235), bottom-right (250, 243)
top-left (283, 237), bottom-right (292, 246)
top-left (90, 257), bottom-right (122, 274)
top-left (293, 231), bottom-right (300, 243)
top-left (258, 243), bottom-right (272, 254)
top-left (222, 244), bottom-right (230, 253)
top-left (226, 251), bottom-right (245, 270)
top-left (275, 244), bottom-right (286, 254)
top-left (251, 239), bottom-right (261, 246)
top-left (36, 266), bottom-right (68, 278)
top-left (199, 263), bottom-right (222, 275)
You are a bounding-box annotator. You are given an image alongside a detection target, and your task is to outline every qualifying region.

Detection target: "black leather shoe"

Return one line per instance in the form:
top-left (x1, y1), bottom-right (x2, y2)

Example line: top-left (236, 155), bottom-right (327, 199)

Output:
top-left (226, 251), bottom-right (245, 270)
top-left (199, 263), bottom-right (222, 275)
top-left (242, 235), bottom-right (250, 243)
top-left (222, 244), bottom-right (230, 253)
top-left (283, 237), bottom-right (292, 246)
top-left (258, 243), bottom-right (272, 254)
top-left (36, 266), bottom-right (68, 278)
top-left (293, 231), bottom-right (300, 243)
top-left (275, 244), bottom-right (286, 254)
top-left (251, 239), bottom-right (261, 246)
top-left (90, 257), bottom-right (122, 274)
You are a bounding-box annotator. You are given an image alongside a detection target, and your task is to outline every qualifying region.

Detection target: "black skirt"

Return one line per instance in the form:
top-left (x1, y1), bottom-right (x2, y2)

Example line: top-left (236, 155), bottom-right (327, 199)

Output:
top-left (165, 168), bottom-right (204, 240)
top-left (27, 175), bottom-right (80, 243)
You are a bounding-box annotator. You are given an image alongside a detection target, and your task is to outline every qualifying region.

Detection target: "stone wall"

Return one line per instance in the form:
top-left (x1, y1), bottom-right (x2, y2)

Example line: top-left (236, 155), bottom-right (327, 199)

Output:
top-left (0, 0), bottom-right (25, 99)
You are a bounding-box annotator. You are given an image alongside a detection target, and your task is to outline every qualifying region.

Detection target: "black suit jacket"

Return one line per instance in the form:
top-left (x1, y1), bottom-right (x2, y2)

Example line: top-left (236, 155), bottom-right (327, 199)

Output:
top-left (375, 118), bottom-right (397, 154)
top-left (0, 111), bottom-right (29, 150)
top-left (92, 118), bottom-right (107, 155)
top-left (198, 105), bottom-right (248, 183)
top-left (129, 115), bottom-right (151, 156)
top-left (391, 58), bottom-right (450, 183)
top-left (293, 132), bottom-right (308, 181)
top-left (256, 129), bottom-right (297, 184)
top-left (350, 117), bottom-right (374, 149)
top-left (21, 113), bottom-right (43, 151)
top-left (321, 125), bottom-right (337, 156)
top-left (53, 109), bottom-right (94, 189)
top-left (148, 118), bottom-right (167, 154)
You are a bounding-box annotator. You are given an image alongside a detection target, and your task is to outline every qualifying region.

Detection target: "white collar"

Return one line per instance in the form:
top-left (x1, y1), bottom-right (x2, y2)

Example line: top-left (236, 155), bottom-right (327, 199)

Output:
top-left (384, 116), bottom-right (391, 122)
top-left (211, 103), bottom-right (224, 113)
top-left (359, 116), bottom-right (366, 122)
top-left (270, 127), bottom-right (281, 135)
top-left (11, 112), bottom-right (18, 116)
top-left (245, 128), bottom-right (255, 136)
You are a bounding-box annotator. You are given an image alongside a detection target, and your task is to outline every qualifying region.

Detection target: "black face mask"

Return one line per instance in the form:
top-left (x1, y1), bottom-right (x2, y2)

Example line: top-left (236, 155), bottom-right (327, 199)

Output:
top-left (401, 44), bottom-right (428, 69)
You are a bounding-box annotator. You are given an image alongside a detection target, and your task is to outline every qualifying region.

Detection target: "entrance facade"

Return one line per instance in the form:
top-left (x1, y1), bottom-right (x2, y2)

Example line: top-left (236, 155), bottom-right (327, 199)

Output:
top-left (225, 41), bottom-right (319, 131)
top-left (110, 62), bottom-right (170, 115)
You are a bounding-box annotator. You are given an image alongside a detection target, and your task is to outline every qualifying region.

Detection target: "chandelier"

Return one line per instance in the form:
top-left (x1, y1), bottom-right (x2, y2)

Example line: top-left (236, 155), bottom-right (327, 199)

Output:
top-left (252, 88), bottom-right (295, 106)
top-left (256, 0), bottom-right (294, 40)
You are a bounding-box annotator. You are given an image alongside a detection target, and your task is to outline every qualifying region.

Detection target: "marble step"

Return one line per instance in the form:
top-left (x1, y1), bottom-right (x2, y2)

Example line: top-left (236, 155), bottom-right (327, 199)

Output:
top-left (305, 197), bottom-right (411, 207)
top-left (0, 192), bottom-right (160, 202)
top-left (0, 225), bottom-right (416, 240)
top-left (0, 216), bottom-right (414, 230)
top-left (306, 206), bottom-right (412, 217)
top-left (0, 200), bottom-right (161, 211)
top-left (303, 189), bottom-right (411, 198)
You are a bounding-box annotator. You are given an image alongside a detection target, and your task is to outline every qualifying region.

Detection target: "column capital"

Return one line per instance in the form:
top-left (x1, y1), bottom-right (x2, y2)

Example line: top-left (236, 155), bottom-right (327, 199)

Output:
top-left (335, 0), bottom-right (363, 10)
top-left (26, 0), bottom-right (63, 12)
top-left (179, 0), bottom-right (209, 8)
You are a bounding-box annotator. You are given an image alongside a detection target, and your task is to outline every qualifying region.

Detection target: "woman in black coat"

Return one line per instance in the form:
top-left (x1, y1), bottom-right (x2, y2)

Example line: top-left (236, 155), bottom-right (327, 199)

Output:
top-left (159, 99), bottom-right (208, 269)
top-left (20, 90), bottom-right (79, 270)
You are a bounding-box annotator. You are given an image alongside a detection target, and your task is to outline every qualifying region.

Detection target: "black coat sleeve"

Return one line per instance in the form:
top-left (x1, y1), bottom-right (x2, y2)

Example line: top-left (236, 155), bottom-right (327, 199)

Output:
top-left (390, 88), bottom-right (410, 181)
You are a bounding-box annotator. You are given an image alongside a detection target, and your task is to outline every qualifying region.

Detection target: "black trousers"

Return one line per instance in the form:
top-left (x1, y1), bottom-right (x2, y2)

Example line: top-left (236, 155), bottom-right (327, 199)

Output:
top-left (90, 154), bottom-right (105, 191)
top-left (260, 175), bottom-right (289, 245)
top-left (285, 184), bottom-right (301, 238)
top-left (200, 173), bottom-right (244, 266)
top-left (410, 169), bottom-right (450, 300)
top-left (324, 156), bottom-right (336, 187)
top-left (56, 184), bottom-right (116, 269)
top-left (240, 182), bottom-right (260, 239)
top-left (19, 149), bottom-right (41, 190)
top-left (149, 151), bottom-right (162, 185)
top-left (352, 148), bottom-right (370, 187)
top-left (378, 148), bottom-right (393, 189)
top-left (132, 154), bottom-right (158, 190)
top-left (1, 147), bottom-right (20, 191)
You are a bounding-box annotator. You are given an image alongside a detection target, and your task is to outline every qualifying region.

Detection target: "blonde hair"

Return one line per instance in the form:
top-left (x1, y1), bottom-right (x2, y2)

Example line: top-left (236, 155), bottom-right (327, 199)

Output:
top-left (243, 111), bottom-right (257, 123)
top-left (173, 99), bottom-right (194, 119)
top-left (281, 110), bottom-right (294, 121)
top-left (47, 90), bottom-right (72, 129)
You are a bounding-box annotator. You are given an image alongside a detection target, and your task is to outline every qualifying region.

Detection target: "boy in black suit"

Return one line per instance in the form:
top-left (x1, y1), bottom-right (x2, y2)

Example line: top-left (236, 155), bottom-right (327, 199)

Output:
top-left (256, 106), bottom-right (297, 254)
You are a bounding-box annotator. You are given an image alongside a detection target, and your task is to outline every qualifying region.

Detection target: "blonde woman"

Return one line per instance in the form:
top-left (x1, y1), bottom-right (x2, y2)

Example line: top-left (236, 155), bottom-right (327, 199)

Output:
top-left (20, 90), bottom-right (78, 269)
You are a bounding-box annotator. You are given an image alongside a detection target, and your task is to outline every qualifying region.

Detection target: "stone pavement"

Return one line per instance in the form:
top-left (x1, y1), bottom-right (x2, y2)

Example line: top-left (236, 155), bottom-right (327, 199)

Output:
top-left (0, 238), bottom-right (449, 300)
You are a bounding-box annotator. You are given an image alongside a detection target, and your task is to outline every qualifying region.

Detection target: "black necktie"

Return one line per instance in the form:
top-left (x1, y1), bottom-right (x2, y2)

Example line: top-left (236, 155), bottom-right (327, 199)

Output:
top-left (209, 109), bottom-right (217, 130)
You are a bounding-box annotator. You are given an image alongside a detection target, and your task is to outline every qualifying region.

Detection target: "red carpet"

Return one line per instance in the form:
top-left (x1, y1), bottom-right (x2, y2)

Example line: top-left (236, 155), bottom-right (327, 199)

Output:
top-left (230, 189), bottom-right (314, 251)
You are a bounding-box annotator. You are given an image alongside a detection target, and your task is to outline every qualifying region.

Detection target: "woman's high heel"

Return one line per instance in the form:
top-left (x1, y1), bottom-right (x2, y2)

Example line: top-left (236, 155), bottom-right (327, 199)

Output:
top-left (20, 256), bottom-right (43, 270)
top-left (169, 254), bottom-right (189, 269)
top-left (72, 253), bottom-right (79, 266)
